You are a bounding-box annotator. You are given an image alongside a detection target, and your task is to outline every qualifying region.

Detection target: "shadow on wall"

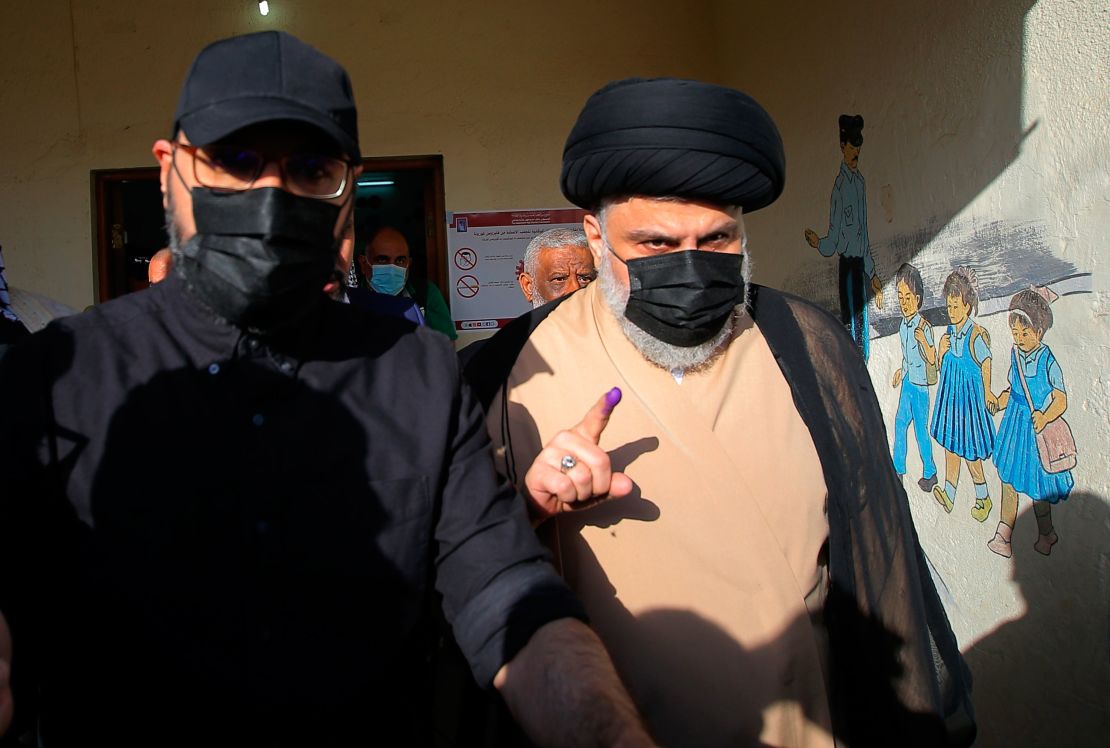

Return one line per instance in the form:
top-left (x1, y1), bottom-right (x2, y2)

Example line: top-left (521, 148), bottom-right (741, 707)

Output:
top-left (963, 492), bottom-right (1110, 746)
top-left (780, 0), bottom-right (1044, 319)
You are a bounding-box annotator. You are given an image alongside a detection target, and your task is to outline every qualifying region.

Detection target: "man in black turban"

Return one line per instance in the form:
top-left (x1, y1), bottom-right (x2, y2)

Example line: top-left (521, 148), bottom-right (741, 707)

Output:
top-left (465, 77), bottom-right (975, 747)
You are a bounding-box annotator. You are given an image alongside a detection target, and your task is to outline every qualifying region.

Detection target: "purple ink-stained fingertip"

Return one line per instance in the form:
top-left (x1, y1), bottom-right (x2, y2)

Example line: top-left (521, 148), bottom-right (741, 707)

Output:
top-left (604, 387), bottom-right (622, 414)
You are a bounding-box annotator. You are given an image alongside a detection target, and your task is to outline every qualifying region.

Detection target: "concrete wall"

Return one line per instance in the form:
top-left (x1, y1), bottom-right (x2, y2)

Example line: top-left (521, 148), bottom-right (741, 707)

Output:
top-left (714, 0), bottom-right (1109, 744)
top-left (0, 0), bottom-right (719, 310)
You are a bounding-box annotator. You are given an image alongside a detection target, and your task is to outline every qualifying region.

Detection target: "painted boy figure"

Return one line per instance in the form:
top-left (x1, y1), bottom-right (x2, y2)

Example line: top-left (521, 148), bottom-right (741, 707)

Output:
top-left (891, 263), bottom-right (938, 493)
top-left (805, 114), bottom-right (882, 359)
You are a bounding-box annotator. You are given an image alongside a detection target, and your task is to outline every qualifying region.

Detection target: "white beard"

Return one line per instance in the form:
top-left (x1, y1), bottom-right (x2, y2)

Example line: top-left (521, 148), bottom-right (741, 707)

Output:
top-left (598, 246), bottom-right (751, 373)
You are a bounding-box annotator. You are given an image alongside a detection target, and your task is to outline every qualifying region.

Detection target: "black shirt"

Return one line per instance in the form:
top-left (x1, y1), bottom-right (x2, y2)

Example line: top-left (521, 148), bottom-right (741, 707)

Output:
top-left (0, 275), bottom-right (583, 746)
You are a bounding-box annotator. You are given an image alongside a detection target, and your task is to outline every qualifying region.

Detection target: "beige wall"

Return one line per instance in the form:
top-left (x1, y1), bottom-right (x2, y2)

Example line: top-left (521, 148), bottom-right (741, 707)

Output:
top-left (0, 0), bottom-right (719, 309)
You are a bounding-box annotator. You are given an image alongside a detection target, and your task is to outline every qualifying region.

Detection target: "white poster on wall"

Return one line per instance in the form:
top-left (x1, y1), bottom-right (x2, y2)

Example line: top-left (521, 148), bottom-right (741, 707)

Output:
top-left (446, 208), bottom-right (587, 332)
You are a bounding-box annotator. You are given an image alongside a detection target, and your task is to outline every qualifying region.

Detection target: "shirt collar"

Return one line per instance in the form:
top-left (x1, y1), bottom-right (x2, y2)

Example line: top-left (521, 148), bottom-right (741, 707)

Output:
top-left (901, 312), bottom-right (922, 330)
top-left (1016, 343), bottom-right (1045, 365)
top-left (953, 317), bottom-right (973, 339)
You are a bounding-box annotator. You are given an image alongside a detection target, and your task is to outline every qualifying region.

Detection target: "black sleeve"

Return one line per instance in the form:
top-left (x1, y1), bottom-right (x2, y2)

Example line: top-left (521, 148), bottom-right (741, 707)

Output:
top-left (0, 333), bottom-right (59, 743)
top-left (460, 294), bottom-right (571, 412)
top-left (433, 353), bottom-right (586, 687)
top-left (0, 316), bottom-right (30, 346)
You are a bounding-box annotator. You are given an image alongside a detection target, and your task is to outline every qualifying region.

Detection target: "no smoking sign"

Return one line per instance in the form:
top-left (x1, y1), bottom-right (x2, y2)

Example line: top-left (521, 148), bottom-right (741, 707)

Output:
top-left (455, 274), bottom-right (480, 298)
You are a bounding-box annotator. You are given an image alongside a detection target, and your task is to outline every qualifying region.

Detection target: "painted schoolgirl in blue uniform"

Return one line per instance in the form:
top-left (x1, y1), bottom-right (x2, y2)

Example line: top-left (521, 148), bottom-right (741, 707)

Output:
top-left (930, 267), bottom-right (998, 522)
top-left (987, 288), bottom-right (1073, 558)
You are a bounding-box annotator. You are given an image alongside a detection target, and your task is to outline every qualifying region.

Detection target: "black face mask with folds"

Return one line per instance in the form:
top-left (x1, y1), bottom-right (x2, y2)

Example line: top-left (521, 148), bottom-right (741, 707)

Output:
top-left (178, 187), bottom-right (341, 334)
top-left (614, 249), bottom-right (745, 347)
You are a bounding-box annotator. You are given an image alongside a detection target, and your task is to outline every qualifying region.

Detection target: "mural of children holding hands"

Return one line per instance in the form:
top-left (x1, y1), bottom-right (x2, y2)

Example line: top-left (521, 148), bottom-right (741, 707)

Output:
top-left (930, 266), bottom-right (998, 522)
top-left (986, 287), bottom-right (1074, 558)
top-left (891, 263), bottom-right (939, 493)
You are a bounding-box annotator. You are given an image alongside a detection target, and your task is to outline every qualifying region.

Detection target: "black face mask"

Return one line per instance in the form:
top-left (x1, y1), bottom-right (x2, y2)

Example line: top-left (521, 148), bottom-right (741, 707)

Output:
top-left (613, 249), bottom-right (745, 347)
top-left (178, 187), bottom-right (341, 334)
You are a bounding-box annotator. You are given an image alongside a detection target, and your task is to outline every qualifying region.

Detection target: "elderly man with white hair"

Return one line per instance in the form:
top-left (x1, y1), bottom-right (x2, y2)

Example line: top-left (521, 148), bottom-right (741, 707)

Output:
top-left (517, 227), bottom-right (596, 308)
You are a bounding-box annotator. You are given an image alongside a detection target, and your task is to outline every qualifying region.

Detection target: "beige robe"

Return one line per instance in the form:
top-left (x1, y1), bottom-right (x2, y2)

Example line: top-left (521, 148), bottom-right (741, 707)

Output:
top-left (487, 283), bottom-right (834, 747)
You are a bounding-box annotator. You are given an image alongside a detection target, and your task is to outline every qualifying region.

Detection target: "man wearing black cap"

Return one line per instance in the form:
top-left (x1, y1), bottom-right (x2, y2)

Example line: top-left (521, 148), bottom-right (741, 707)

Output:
top-left (0, 33), bottom-right (651, 747)
top-left (466, 78), bottom-right (975, 746)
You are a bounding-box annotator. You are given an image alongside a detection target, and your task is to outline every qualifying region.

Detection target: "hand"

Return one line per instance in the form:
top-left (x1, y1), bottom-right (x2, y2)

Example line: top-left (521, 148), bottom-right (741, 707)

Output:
top-left (804, 229), bottom-right (819, 249)
top-left (892, 368), bottom-right (903, 388)
top-left (985, 391), bottom-right (999, 416)
top-left (913, 324), bottom-right (928, 346)
top-left (997, 389), bottom-right (1010, 410)
top-left (871, 276), bottom-right (884, 308)
top-left (1032, 410), bottom-right (1049, 433)
top-left (938, 334), bottom-right (951, 359)
top-left (523, 388), bottom-right (634, 522)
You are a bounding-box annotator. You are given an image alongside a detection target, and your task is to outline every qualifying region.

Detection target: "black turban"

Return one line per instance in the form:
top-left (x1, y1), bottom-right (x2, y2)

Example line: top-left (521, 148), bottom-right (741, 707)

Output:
top-left (560, 78), bottom-right (785, 213)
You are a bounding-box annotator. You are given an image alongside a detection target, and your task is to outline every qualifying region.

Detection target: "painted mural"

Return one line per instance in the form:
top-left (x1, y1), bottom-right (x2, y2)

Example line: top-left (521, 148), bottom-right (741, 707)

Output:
top-left (890, 263), bottom-right (938, 493)
top-left (987, 286), bottom-right (1075, 558)
top-left (804, 114), bottom-right (883, 360)
top-left (794, 120), bottom-right (1092, 564)
top-left (930, 267), bottom-right (998, 523)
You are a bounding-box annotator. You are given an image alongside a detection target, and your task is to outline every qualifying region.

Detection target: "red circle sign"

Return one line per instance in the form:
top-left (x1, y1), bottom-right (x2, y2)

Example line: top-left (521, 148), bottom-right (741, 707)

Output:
top-left (454, 248), bottom-right (477, 271)
top-left (456, 274), bottom-right (480, 298)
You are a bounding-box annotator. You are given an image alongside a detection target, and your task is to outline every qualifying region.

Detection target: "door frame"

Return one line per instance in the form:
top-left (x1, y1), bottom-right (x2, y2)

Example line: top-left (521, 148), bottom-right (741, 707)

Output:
top-left (91, 167), bottom-right (161, 302)
top-left (358, 154), bottom-right (447, 295)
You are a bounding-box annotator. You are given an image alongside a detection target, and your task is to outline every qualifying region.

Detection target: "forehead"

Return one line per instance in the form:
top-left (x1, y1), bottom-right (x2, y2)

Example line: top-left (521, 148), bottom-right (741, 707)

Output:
top-left (199, 120), bottom-right (343, 156)
top-left (367, 229), bottom-right (410, 257)
top-left (538, 244), bottom-right (592, 265)
top-left (607, 197), bottom-right (739, 232)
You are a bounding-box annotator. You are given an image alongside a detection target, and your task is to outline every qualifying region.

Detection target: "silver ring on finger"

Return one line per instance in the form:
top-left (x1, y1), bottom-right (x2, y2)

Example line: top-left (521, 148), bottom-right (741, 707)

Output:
top-left (559, 454), bottom-right (577, 473)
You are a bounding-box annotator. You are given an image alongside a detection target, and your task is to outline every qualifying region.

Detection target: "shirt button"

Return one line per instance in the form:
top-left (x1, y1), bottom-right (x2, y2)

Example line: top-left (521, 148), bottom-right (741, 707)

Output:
top-left (247, 338), bottom-right (260, 351)
top-left (207, 363), bottom-right (220, 375)
top-left (251, 413), bottom-right (265, 427)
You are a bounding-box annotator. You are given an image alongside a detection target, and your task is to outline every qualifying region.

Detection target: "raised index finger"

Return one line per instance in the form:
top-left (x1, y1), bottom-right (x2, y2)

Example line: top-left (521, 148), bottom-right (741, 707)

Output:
top-left (572, 387), bottom-right (622, 444)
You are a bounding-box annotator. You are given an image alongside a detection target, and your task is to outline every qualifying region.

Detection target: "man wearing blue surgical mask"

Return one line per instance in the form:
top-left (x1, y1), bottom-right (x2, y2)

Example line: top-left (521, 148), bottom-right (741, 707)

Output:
top-left (357, 225), bottom-right (457, 340)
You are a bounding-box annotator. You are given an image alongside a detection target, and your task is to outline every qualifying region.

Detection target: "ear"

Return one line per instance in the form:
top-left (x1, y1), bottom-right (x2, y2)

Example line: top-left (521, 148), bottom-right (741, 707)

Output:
top-left (152, 139), bottom-right (175, 209)
top-left (582, 214), bottom-right (605, 266)
top-left (518, 272), bottom-right (534, 303)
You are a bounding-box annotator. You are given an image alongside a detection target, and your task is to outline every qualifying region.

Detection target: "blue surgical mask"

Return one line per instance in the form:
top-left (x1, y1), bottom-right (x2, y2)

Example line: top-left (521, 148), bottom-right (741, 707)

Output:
top-left (370, 264), bottom-right (407, 296)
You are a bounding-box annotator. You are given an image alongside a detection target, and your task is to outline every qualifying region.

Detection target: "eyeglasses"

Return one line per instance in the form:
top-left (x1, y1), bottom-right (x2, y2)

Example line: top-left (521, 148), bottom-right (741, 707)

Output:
top-left (173, 142), bottom-right (353, 199)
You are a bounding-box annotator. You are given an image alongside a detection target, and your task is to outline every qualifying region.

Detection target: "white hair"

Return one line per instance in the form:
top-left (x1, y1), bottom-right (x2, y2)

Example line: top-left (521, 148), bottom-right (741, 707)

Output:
top-left (523, 227), bottom-right (589, 278)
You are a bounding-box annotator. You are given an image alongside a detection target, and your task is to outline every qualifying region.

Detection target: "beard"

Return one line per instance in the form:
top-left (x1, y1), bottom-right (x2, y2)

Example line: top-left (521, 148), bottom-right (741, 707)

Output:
top-left (598, 245), bottom-right (751, 373)
top-left (531, 289), bottom-right (548, 309)
top-left (165, 192), bottom-right (183, 256)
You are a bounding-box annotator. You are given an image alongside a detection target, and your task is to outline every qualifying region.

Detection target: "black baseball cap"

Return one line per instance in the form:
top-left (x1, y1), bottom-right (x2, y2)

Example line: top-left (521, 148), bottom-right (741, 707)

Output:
top-left (173, 31), bottom-right (360, 160)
